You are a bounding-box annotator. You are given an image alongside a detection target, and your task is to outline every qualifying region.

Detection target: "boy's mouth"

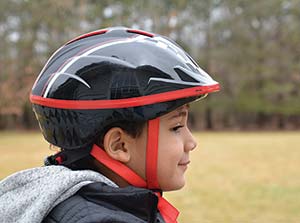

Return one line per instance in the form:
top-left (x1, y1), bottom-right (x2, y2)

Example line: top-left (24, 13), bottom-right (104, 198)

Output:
top-left (178, 160), bottom-right (190, 166)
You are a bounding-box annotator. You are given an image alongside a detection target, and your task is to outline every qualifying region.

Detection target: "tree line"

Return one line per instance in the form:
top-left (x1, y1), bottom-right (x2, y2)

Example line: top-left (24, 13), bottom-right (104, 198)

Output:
top-left (0, 0), bottom-right (299, 130)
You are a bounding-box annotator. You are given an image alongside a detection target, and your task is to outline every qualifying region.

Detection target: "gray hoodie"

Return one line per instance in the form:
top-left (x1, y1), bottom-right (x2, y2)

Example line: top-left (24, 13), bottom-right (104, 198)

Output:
top-left (0, 165), bottom-right (117, 223)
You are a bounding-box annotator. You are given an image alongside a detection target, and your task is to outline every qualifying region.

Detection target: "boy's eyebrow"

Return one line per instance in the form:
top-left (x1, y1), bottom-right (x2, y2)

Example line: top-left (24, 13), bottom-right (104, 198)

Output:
top-left (168, 109), bottom-right (188, 120)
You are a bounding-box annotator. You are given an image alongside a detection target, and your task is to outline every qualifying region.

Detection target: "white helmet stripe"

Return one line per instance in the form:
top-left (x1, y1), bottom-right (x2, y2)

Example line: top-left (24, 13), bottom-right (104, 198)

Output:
top-left (43, 35), bottom-right (146, 97)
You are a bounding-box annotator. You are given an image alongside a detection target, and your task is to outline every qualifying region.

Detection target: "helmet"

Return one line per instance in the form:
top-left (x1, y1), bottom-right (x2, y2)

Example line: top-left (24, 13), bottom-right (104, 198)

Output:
top-left (31, 27), bottom-right (219, 149)
top-left (30, 27), bottom-right (219, 189)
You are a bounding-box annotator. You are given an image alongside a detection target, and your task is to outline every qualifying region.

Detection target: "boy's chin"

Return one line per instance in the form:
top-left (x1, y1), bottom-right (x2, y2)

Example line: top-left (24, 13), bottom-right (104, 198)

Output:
top-left (160, 179), bottom-right (186, 191)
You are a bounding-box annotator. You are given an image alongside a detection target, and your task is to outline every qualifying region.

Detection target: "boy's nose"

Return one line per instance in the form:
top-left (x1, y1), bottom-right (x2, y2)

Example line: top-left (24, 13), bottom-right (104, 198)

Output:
top-left (185, 130), bottom-right (197, 152)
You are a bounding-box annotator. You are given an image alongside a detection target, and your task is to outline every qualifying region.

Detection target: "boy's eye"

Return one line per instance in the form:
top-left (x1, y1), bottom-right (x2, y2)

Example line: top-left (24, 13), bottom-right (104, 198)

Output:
top-left (171, 125), bottom-right (184, 132)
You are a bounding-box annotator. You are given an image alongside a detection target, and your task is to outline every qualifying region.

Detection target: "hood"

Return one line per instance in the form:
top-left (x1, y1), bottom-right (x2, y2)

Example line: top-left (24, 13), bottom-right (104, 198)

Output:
top-left (0, 165), bottom-right (117, 223)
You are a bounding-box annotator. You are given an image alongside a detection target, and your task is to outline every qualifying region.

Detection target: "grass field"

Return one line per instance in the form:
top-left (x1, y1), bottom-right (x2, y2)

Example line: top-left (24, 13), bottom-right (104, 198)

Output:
top-left (1, 131), bottom-right (300, 222)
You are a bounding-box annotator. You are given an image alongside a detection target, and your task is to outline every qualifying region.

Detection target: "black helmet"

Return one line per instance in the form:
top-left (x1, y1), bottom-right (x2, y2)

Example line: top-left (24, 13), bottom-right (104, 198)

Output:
top-left (31, 27), bottom-right (219, 150)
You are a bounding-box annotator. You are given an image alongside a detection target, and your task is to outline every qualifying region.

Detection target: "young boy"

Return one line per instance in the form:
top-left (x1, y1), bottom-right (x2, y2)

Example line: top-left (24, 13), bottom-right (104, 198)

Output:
top-left (0, 27), bottom-right (219, 223)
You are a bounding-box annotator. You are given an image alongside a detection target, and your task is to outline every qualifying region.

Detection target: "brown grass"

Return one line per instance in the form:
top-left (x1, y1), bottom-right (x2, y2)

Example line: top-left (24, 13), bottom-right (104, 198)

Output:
top-left (1, 131), bottom-right (300, 222)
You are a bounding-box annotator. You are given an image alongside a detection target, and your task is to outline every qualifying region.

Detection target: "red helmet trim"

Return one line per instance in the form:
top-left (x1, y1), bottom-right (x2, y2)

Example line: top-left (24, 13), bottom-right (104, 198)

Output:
top-left (146, 118), bottom-right (160, 189)
top-left (65, 29), bottom-right (108, 45)
top-left (127, 29), bottom-right (154, 37)
top-left (66, 28), bottom-right (153, 46)
top-left (30, 84), bottom-right (220, 109)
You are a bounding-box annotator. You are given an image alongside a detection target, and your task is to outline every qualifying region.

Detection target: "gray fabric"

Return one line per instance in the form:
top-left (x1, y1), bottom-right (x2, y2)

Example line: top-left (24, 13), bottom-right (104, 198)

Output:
top-left (0, 165), bottom-right (117, 223)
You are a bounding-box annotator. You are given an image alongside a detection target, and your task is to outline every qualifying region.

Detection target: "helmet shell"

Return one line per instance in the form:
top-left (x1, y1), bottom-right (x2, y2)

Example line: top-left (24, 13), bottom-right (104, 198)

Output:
top-left (31, 27), bottom-right (219, 149)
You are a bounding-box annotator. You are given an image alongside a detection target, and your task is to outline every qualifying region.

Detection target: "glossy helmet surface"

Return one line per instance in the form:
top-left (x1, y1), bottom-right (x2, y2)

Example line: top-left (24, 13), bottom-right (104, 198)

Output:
top-left (30, 27), bottom-right (219, 150)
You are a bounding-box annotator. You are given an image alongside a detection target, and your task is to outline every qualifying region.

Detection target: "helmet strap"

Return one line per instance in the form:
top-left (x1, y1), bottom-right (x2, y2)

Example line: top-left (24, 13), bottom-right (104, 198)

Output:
top-left (145, 117), bottom-right (160, 189)
top-left (90, 117), bottom-right (161, 189)
top-left (90, 144), bottom-right (147, 188)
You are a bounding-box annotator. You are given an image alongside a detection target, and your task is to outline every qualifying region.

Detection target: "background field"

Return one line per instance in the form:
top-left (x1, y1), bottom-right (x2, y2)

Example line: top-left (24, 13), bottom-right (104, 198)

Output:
top-left (1, 131), bottom-right (300, 223)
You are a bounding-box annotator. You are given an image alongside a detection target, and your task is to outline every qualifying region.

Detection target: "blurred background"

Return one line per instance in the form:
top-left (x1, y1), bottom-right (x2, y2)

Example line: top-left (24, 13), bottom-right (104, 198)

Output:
top-left (0, 0), bottom-right (299, 130)
top-left (0, 0), bottom-right (300, 222)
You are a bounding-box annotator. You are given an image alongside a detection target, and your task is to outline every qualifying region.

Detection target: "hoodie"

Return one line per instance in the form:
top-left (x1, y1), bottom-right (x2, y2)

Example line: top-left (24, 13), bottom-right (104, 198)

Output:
top-left (0, 165), bottom-right (117, 223)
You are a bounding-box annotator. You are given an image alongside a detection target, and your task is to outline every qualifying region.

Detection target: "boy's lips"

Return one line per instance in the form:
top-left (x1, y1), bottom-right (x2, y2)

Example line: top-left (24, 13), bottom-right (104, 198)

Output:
top-left (178, 160), bottom-right (190, 166)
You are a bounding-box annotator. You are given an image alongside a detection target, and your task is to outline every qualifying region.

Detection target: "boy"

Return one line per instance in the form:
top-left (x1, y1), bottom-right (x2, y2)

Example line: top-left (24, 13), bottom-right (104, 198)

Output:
top-left (0, 27), bottom-right (219, 223)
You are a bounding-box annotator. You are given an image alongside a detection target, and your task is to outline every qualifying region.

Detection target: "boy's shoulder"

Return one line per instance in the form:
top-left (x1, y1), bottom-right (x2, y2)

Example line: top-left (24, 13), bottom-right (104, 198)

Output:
top-left (44, 182), bottom-right (165, 223)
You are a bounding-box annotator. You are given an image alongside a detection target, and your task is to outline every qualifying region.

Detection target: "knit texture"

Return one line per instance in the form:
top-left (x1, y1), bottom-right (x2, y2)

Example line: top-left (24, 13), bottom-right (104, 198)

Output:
top-left (0, 165), bottom-right (117, 223)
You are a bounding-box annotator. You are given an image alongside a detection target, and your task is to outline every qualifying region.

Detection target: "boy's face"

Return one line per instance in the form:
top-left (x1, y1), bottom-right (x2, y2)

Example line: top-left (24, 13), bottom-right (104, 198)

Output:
top-left (128, 104), bottom-right (197, 191)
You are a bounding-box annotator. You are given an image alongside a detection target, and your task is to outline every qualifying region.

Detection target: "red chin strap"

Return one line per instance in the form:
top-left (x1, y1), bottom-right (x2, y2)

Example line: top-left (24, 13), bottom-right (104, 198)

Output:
top-left (146, 118), bottom-right (160, 189)
top-left (90, 117), bottom-right (179, 223)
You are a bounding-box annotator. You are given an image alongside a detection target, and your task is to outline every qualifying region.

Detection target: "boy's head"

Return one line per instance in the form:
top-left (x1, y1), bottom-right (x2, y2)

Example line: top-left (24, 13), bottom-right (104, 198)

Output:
top-left (31, 27), bottom-right (219, 191)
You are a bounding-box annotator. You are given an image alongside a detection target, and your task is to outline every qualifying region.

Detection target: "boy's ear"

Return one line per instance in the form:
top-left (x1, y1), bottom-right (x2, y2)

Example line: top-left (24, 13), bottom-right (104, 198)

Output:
top-left (103, 127), bottom-right (131, 163)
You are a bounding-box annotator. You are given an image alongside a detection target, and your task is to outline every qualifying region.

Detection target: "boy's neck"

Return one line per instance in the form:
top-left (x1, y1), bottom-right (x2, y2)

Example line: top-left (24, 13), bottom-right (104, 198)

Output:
top-left (92, 159), bottom-right (130, 188)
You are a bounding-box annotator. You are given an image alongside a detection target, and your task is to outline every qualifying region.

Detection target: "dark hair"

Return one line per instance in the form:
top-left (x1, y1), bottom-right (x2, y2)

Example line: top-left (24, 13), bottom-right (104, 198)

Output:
top-left (66, 120), bottom-right (146, 171)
